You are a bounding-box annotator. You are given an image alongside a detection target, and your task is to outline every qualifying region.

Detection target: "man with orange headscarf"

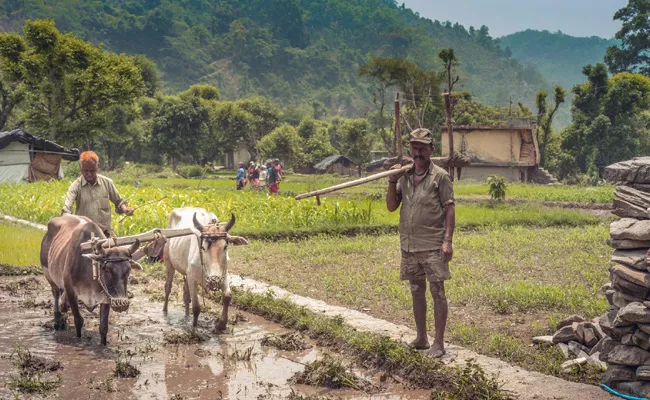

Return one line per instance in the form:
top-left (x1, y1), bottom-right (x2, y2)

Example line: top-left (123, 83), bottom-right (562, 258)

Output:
top-left (62, 151), bottom-right (134, 237)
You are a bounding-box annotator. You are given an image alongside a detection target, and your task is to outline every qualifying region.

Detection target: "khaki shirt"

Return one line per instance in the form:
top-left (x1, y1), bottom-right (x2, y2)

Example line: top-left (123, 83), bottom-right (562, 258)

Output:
top-left (62, 174), bottom-right (127, 234)
top-left (396, 163), bottom-right (454, 252)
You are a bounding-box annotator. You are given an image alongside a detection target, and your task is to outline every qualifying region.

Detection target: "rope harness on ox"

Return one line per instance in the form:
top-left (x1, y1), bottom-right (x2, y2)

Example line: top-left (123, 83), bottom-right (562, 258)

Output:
top-left (195, 229), bottom-right (229, 291)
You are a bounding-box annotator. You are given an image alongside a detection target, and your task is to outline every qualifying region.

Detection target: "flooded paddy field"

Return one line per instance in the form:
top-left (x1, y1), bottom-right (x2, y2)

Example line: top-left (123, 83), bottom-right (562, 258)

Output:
top-left (0, 274), bottom-right (430, 399)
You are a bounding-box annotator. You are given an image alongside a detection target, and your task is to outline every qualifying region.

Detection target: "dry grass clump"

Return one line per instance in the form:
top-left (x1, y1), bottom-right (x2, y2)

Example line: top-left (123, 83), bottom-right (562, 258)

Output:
top-left (291, 354), bottom-right (379, 393)
top-left (261, 331), bottom-right (311, 351)
top-left (163, 329), bottom-right (208, 345)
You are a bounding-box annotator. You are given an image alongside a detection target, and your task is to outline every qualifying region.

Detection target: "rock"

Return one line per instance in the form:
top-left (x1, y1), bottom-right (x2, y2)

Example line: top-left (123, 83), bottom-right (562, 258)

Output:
top-left (633, 330), bottom-right (650, 351)
top-left (561, 357), bottom-right (588, 372)
top-left (557, 315), bottom-right (585, 330)
top-left (573, 322), bottom-right (585, 343)
top-left (606, 344), bottom-right (650, 366)
top-left (601, 309), bottom-right (635, 340)
top-left (637, 365), bottom-right (650, 380)
top-left (612, 199), bottom-right (650, 220)
top-left (612, 272), bottom-right (650, 298)
top-left (568, 341), bottom-right (585, 357)
top-left (532, 336), bottom-right (554, 345)
top-left (613, 291), bottom-right (641, 308)
top-left (640, 323), bottom-right (650, 335)
top-left (602, 365), bottom-right (637, 386)
top-left (598, 337), bottom-right (620, 361)
top-left (619, 302), bottom-right (650, 324)
top-left (615, 381), bottom-right (650, 399)
top-left (605, 290), bottom-right (616, 306)
top-left (552, 325), bottom-right (577, 344)
top-left (605, 157), bottom-right (650, 183)
top-left (590, 338), bottom-right (605, 356)
top-left (585, 321), bottom-right (605, 341)
top-left (608, 239), bottom-right (650, 250)
top-left (587, 352), bottom-right (607, 371)
top-left (602, 282), bottom-right (613, 293)
top-left (622, 333), bottom-right (635, 346)
top-left (612, 265), bottom-right (650, 288)
top-left (613, 249), bottom-right (650, 270)
top-left (583, 327), bottom-right (599, 347)
top-left (611, 218), bottom-right (650, 241)
top-left (556, 343), bottom-right (570, 359)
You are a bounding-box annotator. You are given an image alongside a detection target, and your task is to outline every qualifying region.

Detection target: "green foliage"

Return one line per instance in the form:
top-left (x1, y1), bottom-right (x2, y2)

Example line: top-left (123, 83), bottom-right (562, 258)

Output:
top-left (180, 84), bottom-right (221, 101)
top-left (0, 19), bottom-right (146, 144)
top-left (486, 175), bottom-right (507, 201)
top-left (257, 123), bottom-right (303, 168)
top-left (560, 65), bottom-right (650, 177)
top-left (605, 0), bottom-right (650, 75)
top-left (175, 165), bottom-right (204, 179)
top-left (454, 95), bottom-right (532, 126)
top-left (337, 119), bottom-right (373, 167)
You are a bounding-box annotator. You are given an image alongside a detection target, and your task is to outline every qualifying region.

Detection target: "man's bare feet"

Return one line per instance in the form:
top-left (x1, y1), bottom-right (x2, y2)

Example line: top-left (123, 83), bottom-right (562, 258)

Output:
top-left (409, 338), bottom-right (430, 350)
top-left (425, 342), bottom-right (446, 358)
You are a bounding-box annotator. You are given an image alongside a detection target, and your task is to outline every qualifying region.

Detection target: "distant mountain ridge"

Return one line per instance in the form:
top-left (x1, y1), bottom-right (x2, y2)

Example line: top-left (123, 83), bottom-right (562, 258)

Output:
top-left (500, 29), bottom-right (617, 90)
top-left (0, 0), bottom-right (551, 117)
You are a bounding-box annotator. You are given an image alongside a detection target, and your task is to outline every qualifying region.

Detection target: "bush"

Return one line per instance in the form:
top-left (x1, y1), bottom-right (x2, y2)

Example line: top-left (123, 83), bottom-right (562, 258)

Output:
top-left (176, 165), bottom-right (204, 179)
top-left (487, 175), bottom-right (507, 201)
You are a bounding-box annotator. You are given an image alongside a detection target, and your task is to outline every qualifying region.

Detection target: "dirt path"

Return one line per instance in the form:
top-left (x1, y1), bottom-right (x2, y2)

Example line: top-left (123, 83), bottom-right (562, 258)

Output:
top-left (1, 215), bottom-right (614, 399)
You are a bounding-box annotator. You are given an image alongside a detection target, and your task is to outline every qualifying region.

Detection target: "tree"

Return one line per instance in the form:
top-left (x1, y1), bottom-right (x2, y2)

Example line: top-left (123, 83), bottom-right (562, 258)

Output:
top-left (181, 84), bottom-right (221, 101)
top-left (338, 119), bottom-right (374, 173)
top-left (536, 86), bottom-right (566, 166)
top-left (237, 96), bottom-right (280, 160)
top-left (151, 96), bottom-right (209, 169)
top-left (0, 20), bottom-right (145, 145)
top-left (297, 118), bottom-right (334, 167)
top-left (561, 65), bottom-right (650, 176)
top-left (257, 124), bottom-right (303, 168)
top-left (605, 0), bottom-right (650, 75)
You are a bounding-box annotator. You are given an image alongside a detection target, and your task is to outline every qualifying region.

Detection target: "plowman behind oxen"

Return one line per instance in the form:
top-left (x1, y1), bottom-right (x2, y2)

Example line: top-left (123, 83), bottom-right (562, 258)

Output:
top-left (40, 214), bottom-right (142, 345)
top-left (163, 207), bottom-right (248, 330)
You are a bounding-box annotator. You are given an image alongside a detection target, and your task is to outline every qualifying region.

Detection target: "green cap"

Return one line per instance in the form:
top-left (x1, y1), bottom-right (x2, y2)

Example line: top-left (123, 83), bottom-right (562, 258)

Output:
top-left (409, 128), bottom-right (432, 144)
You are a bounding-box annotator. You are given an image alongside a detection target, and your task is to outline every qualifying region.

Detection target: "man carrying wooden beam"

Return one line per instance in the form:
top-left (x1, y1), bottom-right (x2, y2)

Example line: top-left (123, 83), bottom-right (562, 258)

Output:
top-left (386, 128), bottom-right (456, 358)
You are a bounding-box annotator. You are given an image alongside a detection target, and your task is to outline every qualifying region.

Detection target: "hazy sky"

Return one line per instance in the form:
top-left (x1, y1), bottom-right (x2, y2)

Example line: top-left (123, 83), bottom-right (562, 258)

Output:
top-left (401, 0), bottom-right (627, 38)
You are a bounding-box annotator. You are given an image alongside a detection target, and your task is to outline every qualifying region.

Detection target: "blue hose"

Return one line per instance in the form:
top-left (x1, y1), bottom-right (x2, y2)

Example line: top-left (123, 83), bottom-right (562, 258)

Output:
top-left (600, 384), bottom-right (649, 400)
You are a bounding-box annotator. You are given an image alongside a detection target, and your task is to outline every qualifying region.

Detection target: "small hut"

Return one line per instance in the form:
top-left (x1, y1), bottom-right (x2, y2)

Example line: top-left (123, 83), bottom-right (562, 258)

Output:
top-left (313, 155), bottom-right (358, 176)
top-left (0, 129), bottom-right (79, 183)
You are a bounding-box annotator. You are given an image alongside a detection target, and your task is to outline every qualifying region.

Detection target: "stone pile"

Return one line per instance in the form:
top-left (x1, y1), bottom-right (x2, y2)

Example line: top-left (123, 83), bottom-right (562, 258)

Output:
top-left (596, 157), bottom-right (650, 398)
top-left (533, 315), bottom-right (607, 372)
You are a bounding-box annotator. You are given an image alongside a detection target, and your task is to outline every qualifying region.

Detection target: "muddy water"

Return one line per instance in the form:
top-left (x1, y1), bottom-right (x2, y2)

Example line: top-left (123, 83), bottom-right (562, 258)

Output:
top-left (0, 276), bottom-right (429, 399)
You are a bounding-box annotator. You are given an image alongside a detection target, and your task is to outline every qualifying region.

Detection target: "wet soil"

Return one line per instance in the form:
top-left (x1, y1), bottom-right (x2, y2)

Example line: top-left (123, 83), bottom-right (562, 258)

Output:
top-left (0, 275), bottom-right (430, 399)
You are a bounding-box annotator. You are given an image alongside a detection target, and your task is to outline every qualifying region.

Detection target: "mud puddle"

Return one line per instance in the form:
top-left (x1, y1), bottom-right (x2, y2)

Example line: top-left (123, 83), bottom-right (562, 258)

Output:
top-left (0, 275), bottom-right (429, 399)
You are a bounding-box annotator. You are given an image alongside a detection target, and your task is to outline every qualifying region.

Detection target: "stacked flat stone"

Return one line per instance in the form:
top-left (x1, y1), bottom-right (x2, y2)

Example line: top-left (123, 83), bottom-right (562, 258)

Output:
top-left (593, 157), bottom-right (650, 398)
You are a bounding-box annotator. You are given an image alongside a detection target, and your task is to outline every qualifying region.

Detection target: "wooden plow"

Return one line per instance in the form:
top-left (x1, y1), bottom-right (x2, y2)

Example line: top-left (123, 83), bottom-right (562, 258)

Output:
top-left (80, 227), bottom-right (197, 253)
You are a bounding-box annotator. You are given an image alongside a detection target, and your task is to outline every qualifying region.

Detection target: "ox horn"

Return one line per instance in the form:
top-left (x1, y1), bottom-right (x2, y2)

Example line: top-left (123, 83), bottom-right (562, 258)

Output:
top-left (129, 239), bottom-right (140, 257)
top-left (94, 240), bottom-right (106, 257)
top-left (193, 212), bottom-right (204, 231)
top-left (224, 213), bottom-right (235, 232)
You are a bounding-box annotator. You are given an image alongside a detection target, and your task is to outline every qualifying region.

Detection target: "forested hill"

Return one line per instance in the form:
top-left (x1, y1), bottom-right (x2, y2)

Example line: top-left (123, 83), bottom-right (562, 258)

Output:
top-left (0, 0), bottom-right (548, 116)
top-left (500, 30), bottom-right (617, 91)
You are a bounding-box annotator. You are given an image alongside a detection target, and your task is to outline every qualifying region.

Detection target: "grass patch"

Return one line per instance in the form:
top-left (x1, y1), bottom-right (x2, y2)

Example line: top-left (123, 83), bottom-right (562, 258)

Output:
top-left (291, 354), bottom-right (379, 393)
top-left (221, 287), bottom-right (512, 399)
top-left (163, 329), bottom-right (209, 345)
top-left (230, 224), bottom-right (610, 382)
top-left (7, 347), bottom-right (62, 395)
top-left (261, 331), bottom-right (311, 351)
top-left (0, 221), bottom-right (43, 268)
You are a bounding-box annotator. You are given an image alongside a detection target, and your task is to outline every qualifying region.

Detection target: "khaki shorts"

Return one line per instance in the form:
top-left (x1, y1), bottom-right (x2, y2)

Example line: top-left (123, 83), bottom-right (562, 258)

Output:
top-left (400, 250), bottom-right (451, 282)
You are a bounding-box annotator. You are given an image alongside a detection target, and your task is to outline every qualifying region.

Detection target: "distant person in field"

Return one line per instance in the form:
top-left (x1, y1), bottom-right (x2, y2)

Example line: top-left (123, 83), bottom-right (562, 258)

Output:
top-left (247, 161), bottom-right (255, 183)
top-left (268, 160), bottom-right (280, 194)
top-left (386, 128), bottom-right (455, 358)
top-left (62, 151), bottom-right (134, 238)
top-left (236, 161), bottom-right (246, 190)
top-left (258, 165), bottom-right (267, 190)
top-left (251, 164), bottom-right (261, 190)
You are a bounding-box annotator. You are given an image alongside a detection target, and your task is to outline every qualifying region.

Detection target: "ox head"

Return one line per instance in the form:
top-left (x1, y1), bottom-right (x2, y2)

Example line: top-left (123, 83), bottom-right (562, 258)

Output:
top-left (193, 212), bottom-right (248, 291)
top-left (83, 240), bottom-right (142, 312)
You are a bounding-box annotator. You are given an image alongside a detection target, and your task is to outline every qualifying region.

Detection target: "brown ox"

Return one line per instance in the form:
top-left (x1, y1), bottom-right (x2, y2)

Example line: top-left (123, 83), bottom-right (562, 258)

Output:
top-left (40, 215), bottom-right (142, 345)
top-left (162, 207), bottom-right (248, 330)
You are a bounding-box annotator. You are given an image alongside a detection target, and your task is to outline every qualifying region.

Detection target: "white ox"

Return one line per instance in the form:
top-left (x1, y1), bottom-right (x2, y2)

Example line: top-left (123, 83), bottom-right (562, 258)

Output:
top-left (162, 207), bottom-right (248, 329)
